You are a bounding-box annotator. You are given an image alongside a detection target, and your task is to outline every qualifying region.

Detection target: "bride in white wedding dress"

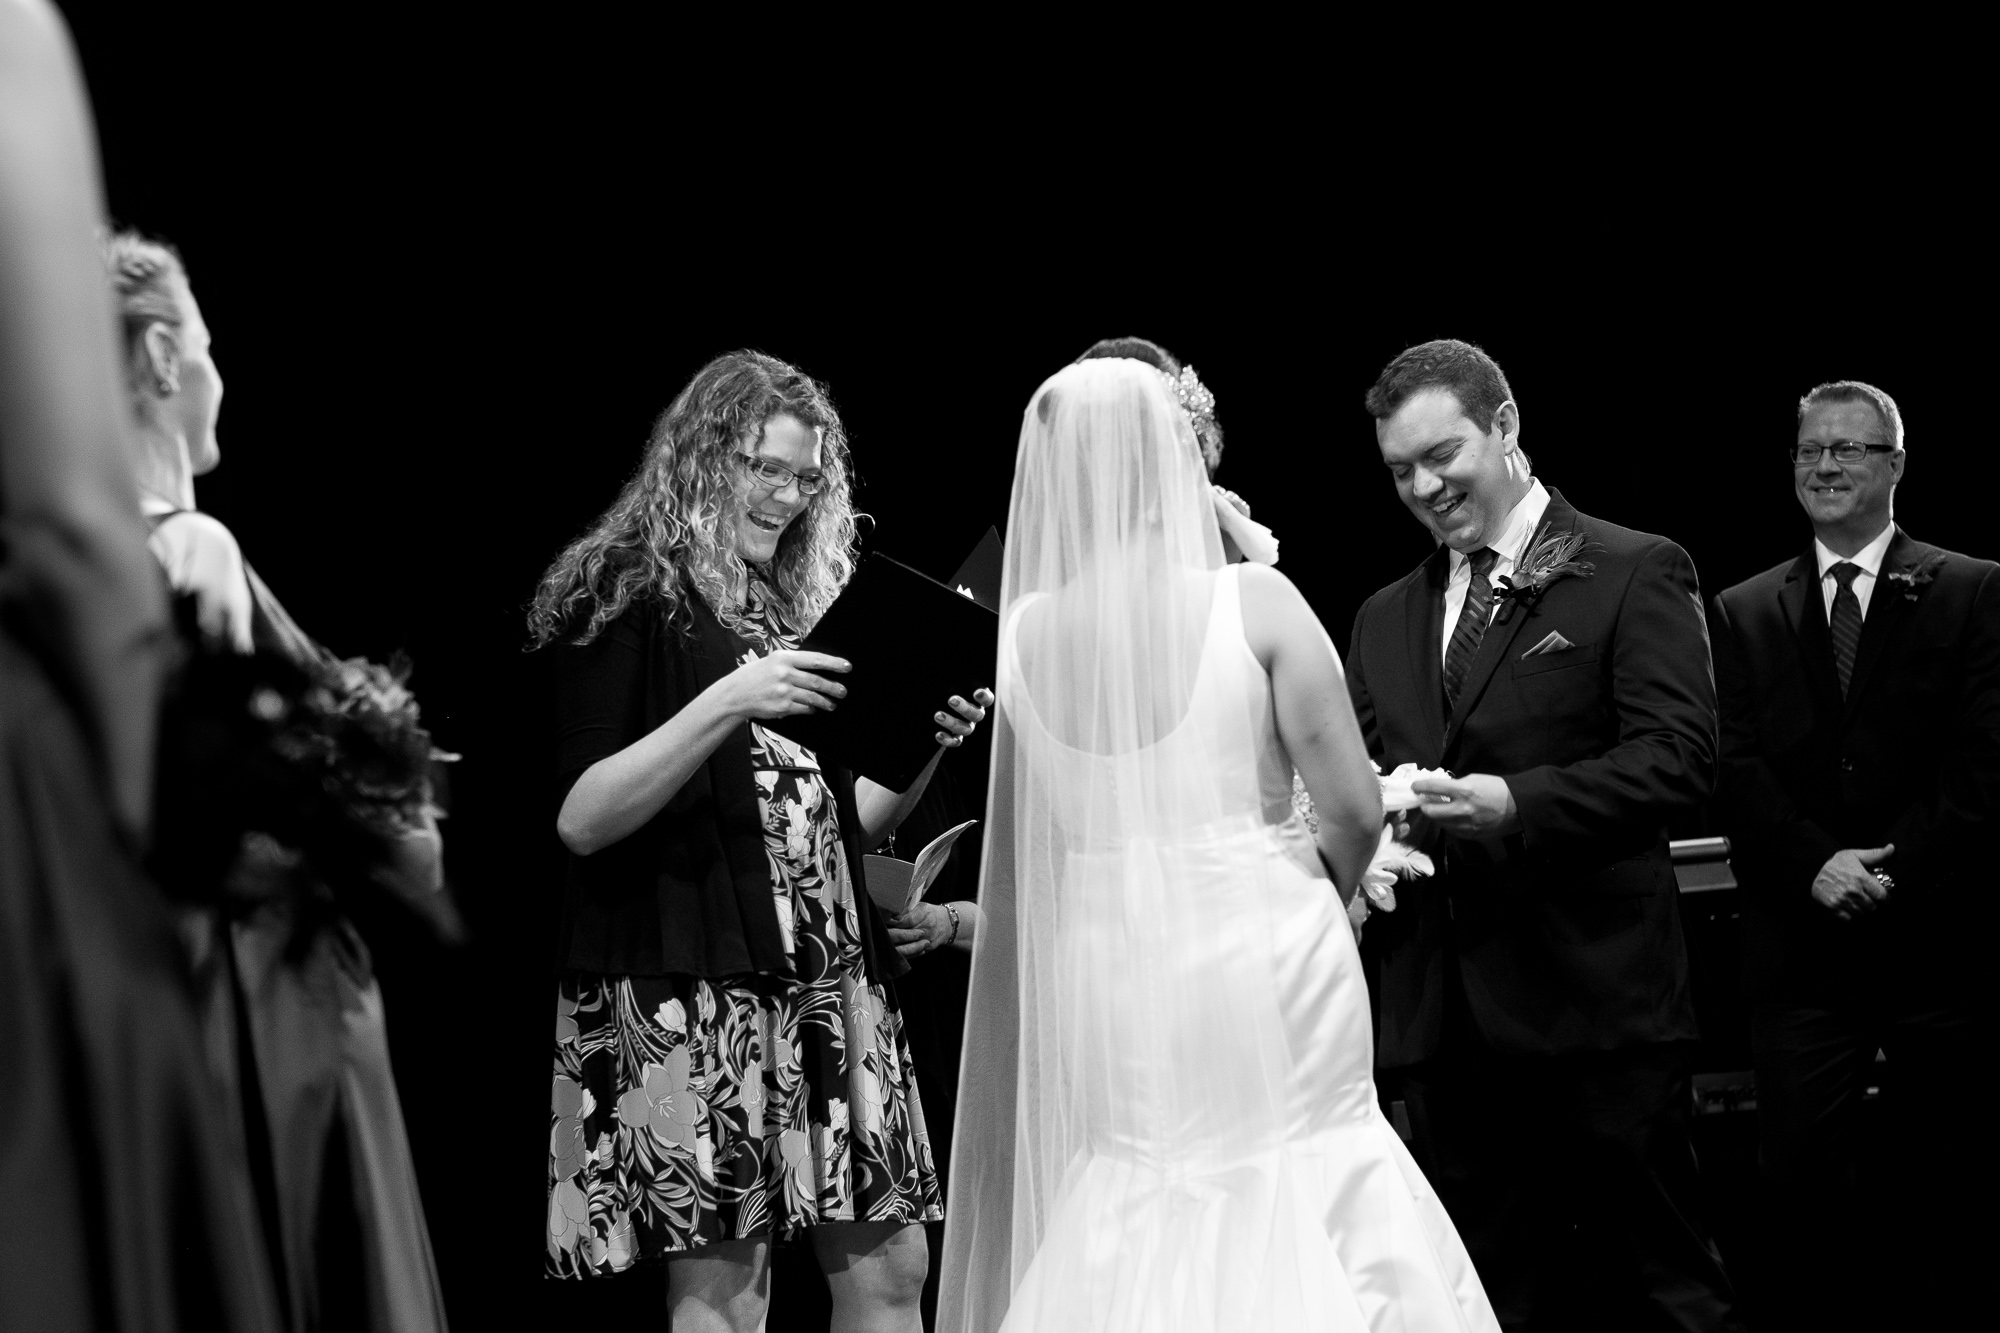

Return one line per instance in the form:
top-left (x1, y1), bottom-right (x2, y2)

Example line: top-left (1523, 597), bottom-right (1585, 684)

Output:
top-left (937, 358), bottom-right (1498, 1332)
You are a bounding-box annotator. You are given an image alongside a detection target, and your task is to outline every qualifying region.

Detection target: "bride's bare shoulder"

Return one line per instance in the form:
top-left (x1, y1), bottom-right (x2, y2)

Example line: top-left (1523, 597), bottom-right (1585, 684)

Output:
top-left (1237, 562), bottom-right (1309, 622)
top-left (1236, 564), bottom-right (1333, 669)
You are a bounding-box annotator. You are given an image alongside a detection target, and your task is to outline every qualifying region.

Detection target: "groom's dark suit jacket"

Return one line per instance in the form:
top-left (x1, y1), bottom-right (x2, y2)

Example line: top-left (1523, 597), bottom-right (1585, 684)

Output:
top-left (1347, 488), bottom-right (1713, 1068)
top-left (1709, 529), bottom-right (2000, 1004)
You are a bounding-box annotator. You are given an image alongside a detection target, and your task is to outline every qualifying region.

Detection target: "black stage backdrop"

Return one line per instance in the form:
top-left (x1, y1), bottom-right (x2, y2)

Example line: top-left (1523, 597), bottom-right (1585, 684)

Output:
top-left (58, 10), bottom-right (1983, 1327)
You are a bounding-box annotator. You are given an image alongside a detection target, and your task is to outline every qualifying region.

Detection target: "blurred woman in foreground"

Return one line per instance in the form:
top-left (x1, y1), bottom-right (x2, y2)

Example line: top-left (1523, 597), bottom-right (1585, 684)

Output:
top-left (0, 4), bottom-right (278, 1327)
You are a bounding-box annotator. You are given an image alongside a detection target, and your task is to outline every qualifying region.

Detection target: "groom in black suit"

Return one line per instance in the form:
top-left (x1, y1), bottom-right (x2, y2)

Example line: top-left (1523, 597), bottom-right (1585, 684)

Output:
top-left (1710, 381), bottom-right (1994, 1330)
top-left (1345, 340), bottom-right (1739, 1330)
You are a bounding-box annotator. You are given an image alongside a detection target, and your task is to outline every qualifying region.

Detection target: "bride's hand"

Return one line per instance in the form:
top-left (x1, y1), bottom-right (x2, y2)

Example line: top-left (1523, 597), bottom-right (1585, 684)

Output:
top-left (1345, 890), bottom-right (1370, 942)
top-left (932, 688), bottom-right (995, 748)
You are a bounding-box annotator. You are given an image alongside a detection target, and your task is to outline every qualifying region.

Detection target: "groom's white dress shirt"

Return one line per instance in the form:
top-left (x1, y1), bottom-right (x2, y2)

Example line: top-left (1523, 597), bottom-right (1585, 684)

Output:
top-left (1814, 521), bottom-right (1895, 622)
top-left (1440, 479), bottom-right (1551, 665)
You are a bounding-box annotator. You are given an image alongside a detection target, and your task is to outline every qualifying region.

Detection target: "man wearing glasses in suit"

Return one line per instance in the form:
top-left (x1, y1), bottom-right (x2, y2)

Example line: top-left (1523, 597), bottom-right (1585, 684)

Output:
top-left (1710, 381), bottom-right (1996, 1330)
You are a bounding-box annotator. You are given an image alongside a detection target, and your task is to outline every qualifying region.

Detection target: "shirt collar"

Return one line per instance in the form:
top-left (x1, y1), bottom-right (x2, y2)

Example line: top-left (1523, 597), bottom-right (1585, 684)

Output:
top-left (137, 492), bottom-right (179, 519)
top-left (1815, 522), bottom-right (1896, 580)
top-left (1450, 478), bottom-right (1550, 573)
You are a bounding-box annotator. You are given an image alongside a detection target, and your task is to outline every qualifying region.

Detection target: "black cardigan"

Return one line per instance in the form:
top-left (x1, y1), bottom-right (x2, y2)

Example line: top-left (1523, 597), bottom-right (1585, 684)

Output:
top-left (552, 588), bottom-right (907, 984)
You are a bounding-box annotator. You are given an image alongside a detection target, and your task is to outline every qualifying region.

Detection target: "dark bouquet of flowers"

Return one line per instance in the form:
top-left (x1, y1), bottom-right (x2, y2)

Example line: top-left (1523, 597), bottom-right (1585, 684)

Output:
top-left (150, 598), bottom-right (462, 944)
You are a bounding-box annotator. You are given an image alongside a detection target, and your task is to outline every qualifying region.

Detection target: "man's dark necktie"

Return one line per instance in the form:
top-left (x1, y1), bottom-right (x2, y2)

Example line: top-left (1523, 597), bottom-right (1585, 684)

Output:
top-left (1829, 561), bottom-right (1864, 695)
top-left (1443, 547), bottom-right (1499, 712)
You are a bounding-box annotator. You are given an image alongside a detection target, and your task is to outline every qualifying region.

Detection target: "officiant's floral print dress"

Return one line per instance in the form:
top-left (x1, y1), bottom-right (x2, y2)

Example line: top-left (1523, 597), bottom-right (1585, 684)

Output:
top-left (547, 578), bottom-right (940, 1276)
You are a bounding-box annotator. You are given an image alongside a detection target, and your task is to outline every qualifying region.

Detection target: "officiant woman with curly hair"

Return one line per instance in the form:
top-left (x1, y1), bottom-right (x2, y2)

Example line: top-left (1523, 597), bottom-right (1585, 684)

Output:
top-left (531, 350), bottom-right (989, 1333)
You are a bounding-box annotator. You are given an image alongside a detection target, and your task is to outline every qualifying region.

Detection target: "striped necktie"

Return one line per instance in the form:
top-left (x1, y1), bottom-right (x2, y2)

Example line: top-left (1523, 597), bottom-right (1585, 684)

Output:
top-left (1443, 547), bottom-right (1499, 712)
top-left (1829, 561), bottom-right (1864, 695)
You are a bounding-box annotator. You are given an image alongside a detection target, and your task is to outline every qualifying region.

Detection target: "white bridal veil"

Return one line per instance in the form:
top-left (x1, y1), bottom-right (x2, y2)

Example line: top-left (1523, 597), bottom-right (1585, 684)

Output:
top-left (939, 360), bottom-right (1313, 1332)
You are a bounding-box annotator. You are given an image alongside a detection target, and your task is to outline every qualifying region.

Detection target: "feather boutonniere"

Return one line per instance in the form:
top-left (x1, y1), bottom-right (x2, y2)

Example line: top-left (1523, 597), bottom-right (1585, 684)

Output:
top-left (1883, 551), bottom-right (1947, 602)
top-left (1493, 526), bottom-right (1598, 623)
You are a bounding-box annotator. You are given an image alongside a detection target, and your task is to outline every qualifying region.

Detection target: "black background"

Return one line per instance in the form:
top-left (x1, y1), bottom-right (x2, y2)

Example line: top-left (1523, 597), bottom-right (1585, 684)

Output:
top-left (57, 8), bottom-right (1984, 1326)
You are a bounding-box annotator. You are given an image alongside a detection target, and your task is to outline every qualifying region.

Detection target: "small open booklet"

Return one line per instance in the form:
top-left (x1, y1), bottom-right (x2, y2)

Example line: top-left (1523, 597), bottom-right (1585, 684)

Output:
top-left (862, 819), bottom-right (979, 917)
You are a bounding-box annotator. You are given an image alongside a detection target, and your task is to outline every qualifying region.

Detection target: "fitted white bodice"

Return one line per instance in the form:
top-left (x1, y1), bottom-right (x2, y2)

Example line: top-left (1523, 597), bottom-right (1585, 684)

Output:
top-left (1003, 565), bottom-right (1310, 856)
top-left (988, 563), bottom-right (1498, 1330)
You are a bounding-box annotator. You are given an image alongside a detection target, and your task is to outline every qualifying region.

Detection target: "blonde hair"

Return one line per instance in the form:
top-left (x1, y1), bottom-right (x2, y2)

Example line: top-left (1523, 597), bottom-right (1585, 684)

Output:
top-left (103, 229), bottom-right (188, 373)
top-left (527, 350), bottom-right (859, 647)
top-left (1799, 379), bottom-right (1905, 451)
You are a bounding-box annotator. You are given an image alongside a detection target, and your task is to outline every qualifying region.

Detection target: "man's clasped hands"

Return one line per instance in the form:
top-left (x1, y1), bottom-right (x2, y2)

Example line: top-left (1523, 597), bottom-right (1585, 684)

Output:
top-left (1402, 768), bottom-right (1894, 923)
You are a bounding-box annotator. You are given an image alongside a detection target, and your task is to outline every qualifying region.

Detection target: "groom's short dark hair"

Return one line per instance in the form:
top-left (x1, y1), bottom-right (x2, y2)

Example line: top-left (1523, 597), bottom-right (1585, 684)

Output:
top-left (1365, 339), bottom-right (1515, 433)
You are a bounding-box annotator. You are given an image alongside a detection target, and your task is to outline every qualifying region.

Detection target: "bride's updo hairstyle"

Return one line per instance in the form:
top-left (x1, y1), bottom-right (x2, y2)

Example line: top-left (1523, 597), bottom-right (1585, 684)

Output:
top-left (1075, 335), bottom-right (1179, 376)
top-left (1076, 335), bottom-right (1224, 475)
top-left (527, 350), bottom-right (858, 648)
top-left (1023, 358), bottom-right (1213, 574)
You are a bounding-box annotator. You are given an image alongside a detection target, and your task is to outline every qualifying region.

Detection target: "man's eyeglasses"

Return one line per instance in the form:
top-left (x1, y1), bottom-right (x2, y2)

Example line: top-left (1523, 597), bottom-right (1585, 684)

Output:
top-left (1791, 441), bottom-right (1897, 466)
top-left (736, 453), bottom-right (827, 496)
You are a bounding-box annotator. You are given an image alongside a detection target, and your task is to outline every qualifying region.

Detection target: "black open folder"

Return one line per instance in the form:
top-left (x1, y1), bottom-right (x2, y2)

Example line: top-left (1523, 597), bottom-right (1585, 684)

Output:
top-left (764, 539), bottom-right (1001, 790)
top-left (949, 526), bottom-right (1003, 613)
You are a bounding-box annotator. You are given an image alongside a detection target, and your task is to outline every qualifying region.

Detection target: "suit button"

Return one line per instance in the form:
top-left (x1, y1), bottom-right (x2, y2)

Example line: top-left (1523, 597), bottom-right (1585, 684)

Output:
top-left (1840, 758), bottom-right (1855, 772)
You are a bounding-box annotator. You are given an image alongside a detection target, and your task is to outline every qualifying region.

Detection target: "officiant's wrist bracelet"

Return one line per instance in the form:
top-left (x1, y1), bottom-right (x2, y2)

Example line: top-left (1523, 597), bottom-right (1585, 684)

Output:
top-left (945, 902), bottom-right (961, 947)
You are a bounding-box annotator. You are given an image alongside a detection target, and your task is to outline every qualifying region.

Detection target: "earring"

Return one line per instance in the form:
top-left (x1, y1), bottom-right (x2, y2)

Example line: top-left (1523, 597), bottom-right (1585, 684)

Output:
top-left (156, 379), bottom-right (174, 395)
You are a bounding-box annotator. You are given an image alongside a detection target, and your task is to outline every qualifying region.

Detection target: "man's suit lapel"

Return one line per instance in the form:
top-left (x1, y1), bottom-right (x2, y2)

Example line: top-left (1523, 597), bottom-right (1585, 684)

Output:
top-left (1842, 527), bottom-right (1926, 723)
top-left (1403, 548), bottom-right (1449, 760)
top-left (1440, 489), bottom-right (1575, 756)
top-left (1778, 547), bottom-right (1844, 717)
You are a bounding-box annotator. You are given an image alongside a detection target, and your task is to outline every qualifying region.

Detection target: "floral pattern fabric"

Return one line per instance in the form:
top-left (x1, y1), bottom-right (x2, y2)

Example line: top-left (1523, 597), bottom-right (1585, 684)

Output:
top-left (547, 577), bottom-right (940, 1276)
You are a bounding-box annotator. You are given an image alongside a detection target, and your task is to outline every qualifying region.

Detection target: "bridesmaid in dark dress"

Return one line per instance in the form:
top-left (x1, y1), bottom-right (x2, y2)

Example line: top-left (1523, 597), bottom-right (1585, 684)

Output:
top-left (529, 350), bottom-right (989, 1333)
top-left (0, 6), bottom-right (279, 1328)
top-left (106, 228), bottom-right (452, 1333)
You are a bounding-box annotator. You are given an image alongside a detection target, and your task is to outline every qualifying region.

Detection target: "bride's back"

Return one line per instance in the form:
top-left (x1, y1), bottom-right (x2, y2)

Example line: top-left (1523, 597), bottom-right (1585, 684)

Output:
top-left (944, 357), bottom-right (1347, 1333)
top-left (1017, 556), bottom-right (1213, 751)
top-left (995, 358), bottom-right (1277, 844)
top-left (1008, 560), bottom-right (1288, 847)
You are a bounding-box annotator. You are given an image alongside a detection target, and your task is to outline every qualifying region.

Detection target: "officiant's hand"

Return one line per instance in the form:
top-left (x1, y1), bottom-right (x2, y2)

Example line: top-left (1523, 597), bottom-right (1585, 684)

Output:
top-left (934, 688), bottom-right (995, 748)
top-left (888, 900), bottom-right (955, 957)
top-left (1813, 844), bottom-right (1895, 920)
top-left (1411, 773), bottom-right (1520, 838)
top-left (722, 650), bottom-right (850, 720)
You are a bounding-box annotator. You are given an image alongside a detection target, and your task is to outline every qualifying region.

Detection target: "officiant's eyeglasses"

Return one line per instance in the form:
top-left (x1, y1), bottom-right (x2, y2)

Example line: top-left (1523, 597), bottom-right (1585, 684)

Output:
top-left (1791, 441), bottom-right (1896, 466)
top-left (735, 453), bottom-right (827, 497)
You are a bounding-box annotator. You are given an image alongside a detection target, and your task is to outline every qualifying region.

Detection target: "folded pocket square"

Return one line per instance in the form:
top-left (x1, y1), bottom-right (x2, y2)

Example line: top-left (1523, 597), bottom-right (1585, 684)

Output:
top-left (1522, 631), bottom-right (1576, 658)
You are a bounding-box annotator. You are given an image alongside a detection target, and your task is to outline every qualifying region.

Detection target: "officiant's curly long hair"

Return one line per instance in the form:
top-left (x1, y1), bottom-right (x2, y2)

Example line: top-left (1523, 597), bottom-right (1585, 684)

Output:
top-left (527, 351), bottom-right (858, 647)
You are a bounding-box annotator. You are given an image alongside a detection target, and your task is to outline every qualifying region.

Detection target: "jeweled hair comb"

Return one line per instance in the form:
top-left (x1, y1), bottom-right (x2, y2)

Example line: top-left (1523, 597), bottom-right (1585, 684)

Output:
top-left (1157, 364), bottom-right (1223, 468)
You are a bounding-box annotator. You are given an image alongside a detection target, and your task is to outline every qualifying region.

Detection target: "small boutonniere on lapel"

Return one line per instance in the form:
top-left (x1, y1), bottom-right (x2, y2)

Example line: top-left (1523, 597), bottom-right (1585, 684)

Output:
top-left (1883, 551), bottom-right (1947, 602)
top-left (1493, 526), bottom-right (1598, 624)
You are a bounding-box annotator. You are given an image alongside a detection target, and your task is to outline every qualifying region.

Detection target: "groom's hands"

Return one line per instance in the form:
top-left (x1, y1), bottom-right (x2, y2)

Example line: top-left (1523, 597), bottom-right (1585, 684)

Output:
top-left (1812, 844), bottom-right (1896, 920)
top-left (1411, 773), bottom-right (1521, 838)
